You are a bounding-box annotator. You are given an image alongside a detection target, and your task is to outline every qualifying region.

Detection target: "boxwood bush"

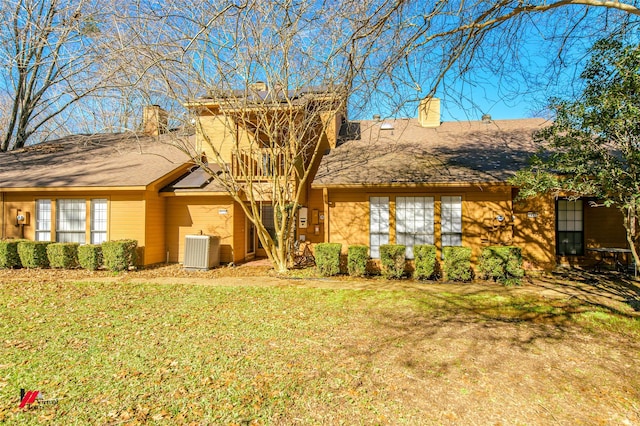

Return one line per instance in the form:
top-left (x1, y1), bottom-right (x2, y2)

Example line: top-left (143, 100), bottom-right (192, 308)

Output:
top-left (47, 243), bottom-right (79, 269)
top-left (347, 245), bottom-right (368, 277)
top-left (443, 246), bottom-right (473, 282)
top-left (78, 244), bottom-right (103, 271)
top-left (413, 244), bottom-right (437, 280)
top-left (0, 239), bottom-right (25, 269)
top-left (17, 241), bottom-right (51, 268)
top-left (380, 244), bottom-right (406, 279)
top-left (315, 243), bottom-right (342, 276)
top-left (479, 246), bottom-right (524, 285)
top-left (102, 239), bottom-right (138, 271)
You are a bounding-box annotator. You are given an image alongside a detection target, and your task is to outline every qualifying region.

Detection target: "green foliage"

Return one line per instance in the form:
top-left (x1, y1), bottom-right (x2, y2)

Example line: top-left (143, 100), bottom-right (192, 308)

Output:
top-left (413, 244), bottom-right (437, 280)
top-left (78, 244), bottom-right (103, 271)
top-left (347, 245), bottom-right (369, 277)
top-left (443, 246), bottom-right (473, 282)
top-left (380, 244), bottom-right (406, 279)
top-left (510, 38), bottom-right (640, 266)
top-left (102, 240), bottom-right (138, 271)
top-left (17, 241), bottom-right (51, 268)
top-left (47, 243), bottom-right (79, 269)
top-left (479, 246), bottom-right (524, 285)
top-left (0, 240), bottom-right (24, 269)
top-left (315, 243), bottom-right (342, 276)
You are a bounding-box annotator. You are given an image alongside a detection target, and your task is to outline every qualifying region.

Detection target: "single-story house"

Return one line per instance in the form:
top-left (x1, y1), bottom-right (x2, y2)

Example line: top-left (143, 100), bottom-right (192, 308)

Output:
top-left (0, 97), bottom-right (629, 270)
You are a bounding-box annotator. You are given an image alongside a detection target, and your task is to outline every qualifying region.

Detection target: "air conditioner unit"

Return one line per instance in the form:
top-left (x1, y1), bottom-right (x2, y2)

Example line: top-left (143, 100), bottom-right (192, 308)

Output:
top-left (183, 235), bottom-right (220, 270)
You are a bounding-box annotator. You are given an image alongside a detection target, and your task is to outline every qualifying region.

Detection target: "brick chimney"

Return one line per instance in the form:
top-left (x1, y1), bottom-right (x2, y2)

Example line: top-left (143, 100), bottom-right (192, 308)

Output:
top-left (142, 105), bottom-right (168, 136)
top-left (418, 97), bottom-right (440, 128)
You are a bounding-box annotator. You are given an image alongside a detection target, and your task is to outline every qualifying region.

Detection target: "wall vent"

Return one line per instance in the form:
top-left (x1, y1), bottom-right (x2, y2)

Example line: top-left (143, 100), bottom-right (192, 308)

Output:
top-left (183, 235), bottom-right (220, 270)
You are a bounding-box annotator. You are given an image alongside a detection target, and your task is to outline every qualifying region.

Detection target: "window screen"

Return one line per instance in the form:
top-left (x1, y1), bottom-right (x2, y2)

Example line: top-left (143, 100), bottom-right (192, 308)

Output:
top-left (556, 199), bottom-right (583, 255)
top-left (370, 197), bottom-right (389, 258)
top-left (56, 199), bottom-right (86, 243)
top-left (35, 199), bottom-right (52, 241)
top-left (396, 196), bottom-right (434, 259)
top-left (91, 199), bottom-right (107, 244)
top-left (441, 196), bottom-right (462, 247)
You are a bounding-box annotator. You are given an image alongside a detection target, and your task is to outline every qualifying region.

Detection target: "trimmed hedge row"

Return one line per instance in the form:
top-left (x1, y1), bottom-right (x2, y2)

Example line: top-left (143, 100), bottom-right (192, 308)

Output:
top-left (0, 239), bottom-right (136, 271)
top-left (18, 241), bottom-right (51, 268)
top-left (47, 243), bottom-right (79, 269)
top-left (478, 246), bottom-right (524, 285)
top-left (299, 242), bottom-right (524, 284)
top-left (347, 245), bottom-right (368, 277)
top-left (0, 239), bottom-right (25, 268)
top-left (443, 246), bottom-right (473, 281)
top-left (315, 243), bottom-right (342, 276)
top-left (413, 244), bottom-right (437, 280)
top-left (380, 244), bottom-right (406, 279)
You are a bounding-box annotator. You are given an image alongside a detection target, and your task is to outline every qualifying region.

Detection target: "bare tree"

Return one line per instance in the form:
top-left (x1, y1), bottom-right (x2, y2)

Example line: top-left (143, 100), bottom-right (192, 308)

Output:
top-left (123, 0), bottom-right (640, 272)
top-left (0, 0), bottom-right (126, 151)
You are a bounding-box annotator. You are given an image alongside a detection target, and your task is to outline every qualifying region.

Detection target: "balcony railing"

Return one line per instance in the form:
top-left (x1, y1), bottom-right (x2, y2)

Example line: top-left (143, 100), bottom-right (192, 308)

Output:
top-left (231, 149), bottom-right (287, 179)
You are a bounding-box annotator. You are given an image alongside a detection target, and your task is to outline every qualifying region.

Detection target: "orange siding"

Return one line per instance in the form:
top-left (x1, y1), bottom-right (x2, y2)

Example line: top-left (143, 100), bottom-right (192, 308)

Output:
top-left (165, 196), bottom-right (235, 264)
top-left (512, 195), bottom-right (557, 270)
top-left (325, 185), bottom-right (589, 270)
top-left (109, 193), bottom-right (147, 243)
top-left (144, 191), bottom-right (167, 264)
top-left (197, 114), bottom-right (253, 165)
top-left (298, 188), bottom-right (326, 244)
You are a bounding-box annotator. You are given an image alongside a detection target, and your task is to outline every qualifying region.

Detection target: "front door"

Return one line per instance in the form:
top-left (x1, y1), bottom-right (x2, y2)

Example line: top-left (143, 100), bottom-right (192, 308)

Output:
top-left (256, 205), bottom-right (275, 258)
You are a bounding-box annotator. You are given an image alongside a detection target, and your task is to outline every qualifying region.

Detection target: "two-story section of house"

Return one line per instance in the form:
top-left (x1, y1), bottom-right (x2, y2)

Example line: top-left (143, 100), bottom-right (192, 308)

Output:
top-left (162, 83), bottom-right (345, 264)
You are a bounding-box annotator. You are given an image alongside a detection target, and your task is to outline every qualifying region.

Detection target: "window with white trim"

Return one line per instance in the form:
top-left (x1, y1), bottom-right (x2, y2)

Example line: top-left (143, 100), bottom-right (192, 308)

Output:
top-left (56, 199), bottom-right (86, 243)
top-left (556, 199), bottom-right (583, 255)
top-left (90, 199), bottom-right (108, 244)
top-left (441, 196), bottom-right (462, 247)
top-left (35, 199), bottom-right (51, 241)
top-left (369, 197), bottom-right (389, 258)
top-left (396, 196), bottom-right (434, 259)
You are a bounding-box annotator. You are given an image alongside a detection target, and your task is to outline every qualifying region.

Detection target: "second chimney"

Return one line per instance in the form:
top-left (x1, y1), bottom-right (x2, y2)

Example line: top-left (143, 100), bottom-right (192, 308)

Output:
top-left (418, 97), bottom-right (440, 128)
top-left (143, 105), bottom-right (168, 136)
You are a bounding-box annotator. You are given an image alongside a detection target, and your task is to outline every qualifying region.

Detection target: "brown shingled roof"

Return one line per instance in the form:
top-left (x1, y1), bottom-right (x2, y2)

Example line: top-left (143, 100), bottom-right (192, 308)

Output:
top-left (313, 117), bottom-right (549, 187)
top-left (0, 132), bottom-right (194, 189)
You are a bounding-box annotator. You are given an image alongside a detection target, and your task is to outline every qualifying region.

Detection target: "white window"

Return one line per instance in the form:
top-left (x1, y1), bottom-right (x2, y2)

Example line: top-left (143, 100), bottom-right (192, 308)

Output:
top-left (557, 199), bottom-right (583, 255)
top-left (35, 199), bottom-right (52, 241)
top-left (441, 196), bottom-right (462, 247)
top-left (56, 199), bottom-right (86, 243)
top-left (90, 199), bottom-right (108, 244)
top-left (369, 197), bottom-right (389, 258)
top-left (396, 196), bottom-right (434, 259)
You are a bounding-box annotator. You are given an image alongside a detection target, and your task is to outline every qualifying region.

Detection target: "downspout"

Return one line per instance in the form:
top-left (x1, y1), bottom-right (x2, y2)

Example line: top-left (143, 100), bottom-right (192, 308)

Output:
top-left (323, 187), bottom-right (329, 242)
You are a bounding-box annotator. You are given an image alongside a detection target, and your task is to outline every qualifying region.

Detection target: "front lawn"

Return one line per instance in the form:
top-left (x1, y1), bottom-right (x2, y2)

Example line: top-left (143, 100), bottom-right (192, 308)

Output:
top-left (0, 278), bottom-right (638, 424)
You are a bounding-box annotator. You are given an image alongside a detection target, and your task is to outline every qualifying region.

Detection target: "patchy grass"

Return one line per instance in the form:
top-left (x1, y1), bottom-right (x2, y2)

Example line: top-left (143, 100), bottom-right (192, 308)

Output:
top-left (0, 279), bottom-right (639, 424)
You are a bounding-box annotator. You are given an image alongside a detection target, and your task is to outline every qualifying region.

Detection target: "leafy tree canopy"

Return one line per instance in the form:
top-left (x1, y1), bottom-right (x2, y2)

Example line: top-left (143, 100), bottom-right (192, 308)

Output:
top-left (511, 38), bottom-right (640, 264)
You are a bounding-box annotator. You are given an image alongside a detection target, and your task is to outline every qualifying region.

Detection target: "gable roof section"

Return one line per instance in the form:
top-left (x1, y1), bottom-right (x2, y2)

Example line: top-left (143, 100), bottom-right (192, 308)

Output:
top-left (313, 117), bottom-right (548, 187)
top-left (0, 132), bottom-right (194, 190)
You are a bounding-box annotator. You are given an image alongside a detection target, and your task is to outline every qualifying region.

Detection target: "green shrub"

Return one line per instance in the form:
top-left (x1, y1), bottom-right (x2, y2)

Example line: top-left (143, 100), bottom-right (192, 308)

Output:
top-left (102, 240), bottom-right (138, 271)
top-left (78, 244), bottom-right (103, 271)
top-left (47, 243), bottom-right (79, 269)
top-left (347, 245), bottom-right (368, 277)
top-left (380, 244), bottom-right (406, 279)
top-left (0, 239), bottom-right (25, 268)
top-left (479, 246), bottom-right (524, 285)
top-left (315, 243), bottom-right (342, 276)
top-left (443, 246), bottom-right (473, 282)
top-left (413, 244), bottom-right (437, 280)
top-left (17, 241), bottom-right (51, 268)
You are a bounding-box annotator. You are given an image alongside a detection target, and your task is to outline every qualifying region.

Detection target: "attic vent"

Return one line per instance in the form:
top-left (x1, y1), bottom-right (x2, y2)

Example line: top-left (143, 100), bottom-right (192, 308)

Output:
top-left (183, 235), bottom-right (220, 270)
top-left (482, 114), bottom-right (492, 123)
top-left (380, 122), bottom-right (394, 130)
